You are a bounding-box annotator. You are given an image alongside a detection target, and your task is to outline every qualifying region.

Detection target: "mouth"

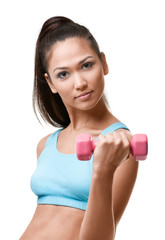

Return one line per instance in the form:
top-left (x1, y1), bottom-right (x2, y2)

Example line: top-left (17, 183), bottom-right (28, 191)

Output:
top-left (76, 91), bottom-right (93, 100)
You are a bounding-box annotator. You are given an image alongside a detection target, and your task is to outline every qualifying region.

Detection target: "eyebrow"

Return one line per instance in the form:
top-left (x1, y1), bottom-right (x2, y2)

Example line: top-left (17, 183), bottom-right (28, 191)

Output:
top-left (53, 56), bottom-right (95, 72)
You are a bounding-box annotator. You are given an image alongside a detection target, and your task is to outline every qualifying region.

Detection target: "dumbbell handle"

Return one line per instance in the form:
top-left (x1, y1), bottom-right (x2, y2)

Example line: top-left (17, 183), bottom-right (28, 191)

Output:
top-left (76, 134), bottom-right (148, 161)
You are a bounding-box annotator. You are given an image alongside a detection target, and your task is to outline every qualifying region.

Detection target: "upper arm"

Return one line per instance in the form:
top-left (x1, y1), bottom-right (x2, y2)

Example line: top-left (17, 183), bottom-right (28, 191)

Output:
top-left (36, 133), bottom-right (52, 159)
top-left (112, 129), bottom-right (139, 226)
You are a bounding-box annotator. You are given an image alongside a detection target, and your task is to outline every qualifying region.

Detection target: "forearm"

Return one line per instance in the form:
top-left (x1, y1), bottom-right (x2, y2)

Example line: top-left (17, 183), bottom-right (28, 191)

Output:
top-left (79, 170), bottom-right (116, 240)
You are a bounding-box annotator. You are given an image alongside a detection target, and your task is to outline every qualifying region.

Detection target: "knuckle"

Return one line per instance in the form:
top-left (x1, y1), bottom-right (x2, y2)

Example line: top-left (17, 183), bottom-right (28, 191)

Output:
top-left (97, 134), bottom-right (106, 145)
top-left (105, 132), bottom-right (113, 139)
top-left (114, 137), bottom-right (122, 146)
top-left (105, 132), bottom-right (113, 142)
top-left (105, 132), bottom-right (112, 136)
top-left (119, 131), bottom-right (127, 138)
top-left (123, 140), bottom-right (130, 149)
top-left (98, 134), bottom-right (104, 140)
top-left (120, 130), bottom-right (132, 140)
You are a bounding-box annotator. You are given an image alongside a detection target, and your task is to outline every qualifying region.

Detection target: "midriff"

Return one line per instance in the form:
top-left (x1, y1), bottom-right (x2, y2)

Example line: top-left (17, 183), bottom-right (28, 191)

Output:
top-left (19, 205), bottom-right (85, 240)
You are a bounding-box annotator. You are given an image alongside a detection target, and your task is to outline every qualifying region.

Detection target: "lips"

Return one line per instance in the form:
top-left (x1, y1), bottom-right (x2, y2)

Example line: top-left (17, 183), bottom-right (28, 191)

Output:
top-left (76, 91), bottom-right (93, 98)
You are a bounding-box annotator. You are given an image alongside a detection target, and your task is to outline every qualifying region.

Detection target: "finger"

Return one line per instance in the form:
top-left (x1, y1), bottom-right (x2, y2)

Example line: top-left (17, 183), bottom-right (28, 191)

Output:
top-left (118, 131), bottom-right (130, 147)
top-left (97, 134), bottom-right (106, 144)
top-left (105, 132), bottom-right (113, 139)
top-left (110, 131), bottom-right (122, 144)
top-left (97, 134), bottom-right (105, 140)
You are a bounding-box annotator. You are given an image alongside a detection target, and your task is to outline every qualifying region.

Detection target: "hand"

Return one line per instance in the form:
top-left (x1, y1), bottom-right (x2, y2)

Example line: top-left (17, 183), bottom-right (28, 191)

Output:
top-left (93, 131), bottom-right (132, 175)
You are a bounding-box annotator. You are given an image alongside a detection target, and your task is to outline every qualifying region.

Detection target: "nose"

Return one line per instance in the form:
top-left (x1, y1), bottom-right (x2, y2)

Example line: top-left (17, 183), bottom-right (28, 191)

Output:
top-left (74, 73), bottom-right (88, 90)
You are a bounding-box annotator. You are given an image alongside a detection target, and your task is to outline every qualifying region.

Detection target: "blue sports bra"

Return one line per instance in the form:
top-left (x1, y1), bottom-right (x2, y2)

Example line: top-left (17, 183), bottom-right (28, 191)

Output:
top-left (30, 122), bottom-right (130, 211)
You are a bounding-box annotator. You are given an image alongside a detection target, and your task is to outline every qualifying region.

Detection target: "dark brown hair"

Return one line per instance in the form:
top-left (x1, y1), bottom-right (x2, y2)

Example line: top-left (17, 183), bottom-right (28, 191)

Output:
top-left (32, 16), bottom-right (110, 128)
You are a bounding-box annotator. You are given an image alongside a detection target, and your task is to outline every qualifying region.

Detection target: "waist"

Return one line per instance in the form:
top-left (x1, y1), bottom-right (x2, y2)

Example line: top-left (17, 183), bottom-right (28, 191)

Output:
top-left (20, 205), bottom-right (84, 240)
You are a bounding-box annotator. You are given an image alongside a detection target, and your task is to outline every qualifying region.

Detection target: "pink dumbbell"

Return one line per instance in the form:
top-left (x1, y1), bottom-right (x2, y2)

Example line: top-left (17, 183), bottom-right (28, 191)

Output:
top-left (76, 134), bottom-right (148, 161)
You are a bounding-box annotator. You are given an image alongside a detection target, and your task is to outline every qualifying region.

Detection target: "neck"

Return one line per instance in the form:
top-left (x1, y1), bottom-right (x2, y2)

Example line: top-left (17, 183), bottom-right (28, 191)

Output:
top-left (66, 97), bottom-right (113, 132)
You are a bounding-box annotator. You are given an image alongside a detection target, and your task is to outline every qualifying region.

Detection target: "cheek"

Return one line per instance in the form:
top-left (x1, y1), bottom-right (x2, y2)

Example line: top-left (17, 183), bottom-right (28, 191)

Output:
top-left (58, 85), bottom-right (72, 102)
top-left (92, 66), bottom-right (104, 86)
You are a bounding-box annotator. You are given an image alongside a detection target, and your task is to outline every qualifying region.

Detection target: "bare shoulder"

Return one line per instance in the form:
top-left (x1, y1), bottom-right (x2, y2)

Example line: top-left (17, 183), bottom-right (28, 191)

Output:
top-left (36, 133), bottom-right (52, 159)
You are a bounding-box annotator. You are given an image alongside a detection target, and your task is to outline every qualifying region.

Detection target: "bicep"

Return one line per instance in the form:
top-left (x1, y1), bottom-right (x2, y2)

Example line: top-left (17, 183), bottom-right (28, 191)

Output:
top-left (112, 154), bottom-right (139, 226)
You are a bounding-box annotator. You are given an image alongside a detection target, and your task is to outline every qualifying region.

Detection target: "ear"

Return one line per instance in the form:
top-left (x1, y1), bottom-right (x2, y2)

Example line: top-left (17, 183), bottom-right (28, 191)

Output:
top-left (100, 52), bottom-right (109, 75)
top-left (44, 73), bottom-right (58, 94)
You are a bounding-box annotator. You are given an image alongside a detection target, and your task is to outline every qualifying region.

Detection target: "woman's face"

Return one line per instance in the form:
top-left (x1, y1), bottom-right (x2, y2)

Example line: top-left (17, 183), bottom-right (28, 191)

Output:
top-left (45, 37), bottom-right (109, 112)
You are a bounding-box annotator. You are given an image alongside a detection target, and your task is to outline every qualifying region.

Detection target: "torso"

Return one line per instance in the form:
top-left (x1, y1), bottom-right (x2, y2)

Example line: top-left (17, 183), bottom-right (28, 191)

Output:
top-left (20, 114), bottom-right (120, 240)
top-left (57, 127), bottom-right (106, 154)
top-left (57, 114), bottom-right (120, 155)
top-left (20, 205), bottom-right (84, 240)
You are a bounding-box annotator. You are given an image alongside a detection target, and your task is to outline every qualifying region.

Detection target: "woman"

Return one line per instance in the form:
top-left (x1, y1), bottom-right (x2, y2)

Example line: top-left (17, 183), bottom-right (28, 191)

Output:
top-left (20, 16), bottom-right (138, 240)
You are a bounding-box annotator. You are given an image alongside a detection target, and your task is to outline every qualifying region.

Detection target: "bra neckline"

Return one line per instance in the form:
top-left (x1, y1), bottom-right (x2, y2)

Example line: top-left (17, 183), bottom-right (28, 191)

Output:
top-left (54, 122), bottom-right (125, 158)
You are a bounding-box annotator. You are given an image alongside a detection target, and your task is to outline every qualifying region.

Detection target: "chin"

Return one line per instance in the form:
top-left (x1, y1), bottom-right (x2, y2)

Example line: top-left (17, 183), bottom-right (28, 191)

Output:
top-left (77, 98), bottom-right (102, 111)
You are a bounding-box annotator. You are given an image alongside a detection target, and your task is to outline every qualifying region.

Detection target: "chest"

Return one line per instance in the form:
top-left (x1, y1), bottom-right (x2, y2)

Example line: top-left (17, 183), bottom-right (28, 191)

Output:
top-left (31, 139), bottom-right (94, 202)
top-left (57, 135), bottom-right (76, 154)
top-left (57, 129), bottom-right (101, 155)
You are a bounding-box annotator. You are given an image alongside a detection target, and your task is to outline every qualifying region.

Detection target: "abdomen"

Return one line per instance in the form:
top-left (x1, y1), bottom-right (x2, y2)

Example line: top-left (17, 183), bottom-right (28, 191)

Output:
top-left (19, 204), bottom-right (85, 240)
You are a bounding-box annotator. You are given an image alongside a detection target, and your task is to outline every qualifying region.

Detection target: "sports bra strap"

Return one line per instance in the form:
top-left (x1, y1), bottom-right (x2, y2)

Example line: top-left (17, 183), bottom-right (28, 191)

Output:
top-left (45, 122), bottom-right (130, 145)
top-left (101, 122), bottom-right (129, 134)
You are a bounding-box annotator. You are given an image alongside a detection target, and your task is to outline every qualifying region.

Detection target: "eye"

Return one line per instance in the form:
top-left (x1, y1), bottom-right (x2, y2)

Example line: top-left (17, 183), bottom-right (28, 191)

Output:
top-left (82, 62), bottom-right (94, 70)
top-left (57, 71), bottom-right (70, 79)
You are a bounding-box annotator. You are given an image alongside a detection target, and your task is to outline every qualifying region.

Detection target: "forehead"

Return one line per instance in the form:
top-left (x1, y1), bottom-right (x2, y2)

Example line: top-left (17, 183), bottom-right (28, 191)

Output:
top-left (48, 37), bottom-right (97, 69)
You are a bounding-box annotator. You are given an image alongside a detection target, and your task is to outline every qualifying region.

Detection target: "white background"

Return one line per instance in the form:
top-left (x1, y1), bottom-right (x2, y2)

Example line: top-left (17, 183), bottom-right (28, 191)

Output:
top-left (0, 0), bottom-right (164, 239)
